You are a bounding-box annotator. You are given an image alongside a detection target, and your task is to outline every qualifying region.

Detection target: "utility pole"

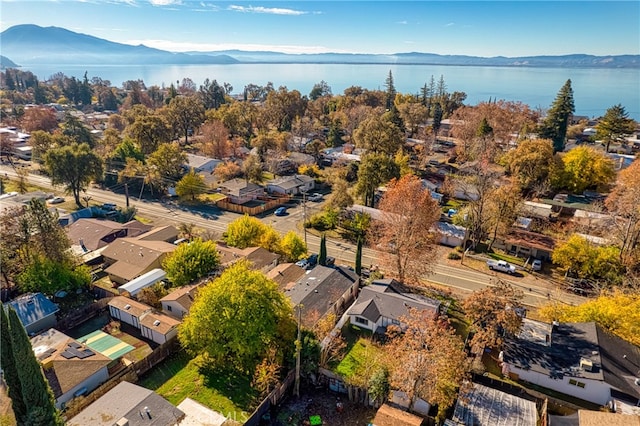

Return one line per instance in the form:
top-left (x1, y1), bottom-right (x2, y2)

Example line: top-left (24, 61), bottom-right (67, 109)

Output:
top-left (294, 304), bottom-right (302, 398)
top-left (302, 191), bottom-right (308, 247)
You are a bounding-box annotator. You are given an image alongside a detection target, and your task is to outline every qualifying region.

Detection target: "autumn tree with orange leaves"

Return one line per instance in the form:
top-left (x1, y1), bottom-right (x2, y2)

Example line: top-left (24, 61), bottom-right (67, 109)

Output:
top-left (385, 309), bottom-right (470, 422)
top-left (462, 280), bottom-right (524, 354)
top-left (605, 159), bottom-right (640, 267)
top-left (372, 175), bottom-right (440, 284)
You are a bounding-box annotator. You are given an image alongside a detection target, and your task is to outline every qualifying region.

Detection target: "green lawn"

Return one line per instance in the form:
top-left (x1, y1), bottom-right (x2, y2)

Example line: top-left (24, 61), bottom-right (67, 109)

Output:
top-left (138, 351), bottom-right (257, 416)
top-left (333, 324), bottom-right (384, 386)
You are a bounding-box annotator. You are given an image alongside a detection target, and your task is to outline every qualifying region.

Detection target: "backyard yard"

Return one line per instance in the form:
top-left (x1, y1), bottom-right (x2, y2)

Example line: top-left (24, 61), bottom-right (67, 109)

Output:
top-left (332, 324), bottom-right (385, 387)
top-left (138, 351), bottom-right (257, 420)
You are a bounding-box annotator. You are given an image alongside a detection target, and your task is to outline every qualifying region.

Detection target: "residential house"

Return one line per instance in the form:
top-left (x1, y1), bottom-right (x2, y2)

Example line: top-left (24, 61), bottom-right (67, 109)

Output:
top-left (446, 382), bottom-right (537, 426)
top-left (284, 265), bottom-right (359, 328)
top-left (347, 279), bottom-right (441, 334)
top-left (218, 178), bottom-right (264, 204)
top-left (118, 268), bottom-right (167, 297)
top-left (521, 201), bottom-right (553, 220)
top-left (266, 174), bottom-right (315, 196)
top-left (66, 218), bottom-right (152, 252)
top-left (549, 410), bottom-right (640, 426)
top-left (67, 381), bottom-right (185, 426)
top-left (101, 225), bottom-right (178, 285)
top-left (216, 243), bottom-right (279, 273)
top-left (503, 320), bottom-right (640, 406)
top-left (266, 263), bottom-right (306, 290)
top-left (160, 282), bottom-right (204, 319)
top-left (7, 292), bottom-right (59, 335)
top-left (31, 329), bottom-right (111, 409)
top-left (108, 296), bottom-right (180, 345)
top-left (185, 153), bottom-right (221, 173)
top-left (371, 403), bottom-right (424, 426)
top-left (492, 229), bottom-right (555, 261)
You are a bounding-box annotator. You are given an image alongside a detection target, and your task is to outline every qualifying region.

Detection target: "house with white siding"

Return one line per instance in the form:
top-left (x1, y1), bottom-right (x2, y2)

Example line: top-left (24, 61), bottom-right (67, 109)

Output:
top-left (503, 320), bottom-right (640, 407)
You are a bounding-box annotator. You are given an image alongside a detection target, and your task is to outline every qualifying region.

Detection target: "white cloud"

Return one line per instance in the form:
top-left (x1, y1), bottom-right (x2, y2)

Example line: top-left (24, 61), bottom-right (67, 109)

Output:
top-left (227, 5), bottom-right (306, 15)
top-left (149, 0), bottom-right (181, 5)
top-left (124, 39), bottom-right (353, 54)
top-left (445, 22), bottom-right (455, 27)
top-left (396, 20), bottom-right (408, 25)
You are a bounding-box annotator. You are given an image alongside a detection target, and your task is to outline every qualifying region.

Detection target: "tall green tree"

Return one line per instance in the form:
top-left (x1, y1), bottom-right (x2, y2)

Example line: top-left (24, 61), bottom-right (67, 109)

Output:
top-left (162, 238), bottom-right (220, 287)
top-left (178, 260), bottom-right (296, 373)
top-left (0, 304), bottom-right (27, 424)
top-left (319, 233), bottom-right (327, 266)
top-left (355, 236), bottom-right (363, 276)
top-left (384, 70), bottom-right (396, 111)
top-left (165, 94), bottom-right (206, 145)
top-left (147, 142), bottom-right (187, 188)
top-left (44, 143), bottom-right (103, 207)
top-left (7, 307), bottom-right (62, 426)
top-left (538, 79), bottom-right (575, 153)
top-left (595, 104), bottom-right (636, 153)
top-left (355, 152), bottom-right (400, 207)
top-left (224, 215), bottom-right (281, 251)
top-left (353, 114), bottom-right (404, 157)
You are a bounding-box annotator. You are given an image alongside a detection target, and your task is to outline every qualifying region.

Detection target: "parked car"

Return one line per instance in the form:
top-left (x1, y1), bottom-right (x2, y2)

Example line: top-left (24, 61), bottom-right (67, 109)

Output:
top-left (486, 259), bottom-right (516, 274)
top-left (48, 196), bottom-right (65, 204)
top-left (531, 259), bottom-right (542, 271)
top-left (102, 203), bottom-right (117, 211)
top-left (296, 254), bottom-right (318, 270)
top-left (274, 207), bottom-right (287, 216)
top-left (307, 193), bottom-right (324, 202)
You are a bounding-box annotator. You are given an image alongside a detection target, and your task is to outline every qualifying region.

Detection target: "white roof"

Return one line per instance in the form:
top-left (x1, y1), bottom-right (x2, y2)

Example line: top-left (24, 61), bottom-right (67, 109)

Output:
top-left (118, 268), bottom-right (166, 296)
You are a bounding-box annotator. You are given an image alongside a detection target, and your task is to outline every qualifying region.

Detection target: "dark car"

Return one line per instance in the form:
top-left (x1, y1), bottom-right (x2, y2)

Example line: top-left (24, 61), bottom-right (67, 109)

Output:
top-left (274, 207), bottom-right (287, 216)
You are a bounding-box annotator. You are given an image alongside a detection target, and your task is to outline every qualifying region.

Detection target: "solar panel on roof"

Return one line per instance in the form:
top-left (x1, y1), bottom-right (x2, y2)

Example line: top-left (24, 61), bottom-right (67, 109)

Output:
top-left (61, 351), bottom-right (75, 359)
top-left (69, 342), bottom-right (82, 349)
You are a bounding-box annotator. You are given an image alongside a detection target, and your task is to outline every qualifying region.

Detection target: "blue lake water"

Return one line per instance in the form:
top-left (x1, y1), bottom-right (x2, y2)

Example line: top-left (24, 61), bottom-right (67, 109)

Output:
top-left (23, 63), bottom-right (640, 120)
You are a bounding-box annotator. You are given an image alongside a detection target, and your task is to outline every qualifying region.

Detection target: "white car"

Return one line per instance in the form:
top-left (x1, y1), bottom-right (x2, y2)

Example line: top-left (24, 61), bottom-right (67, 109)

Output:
top-left (531, 259), bottom-right (542, 271)
top-left (48, 196), bottom-right (65, 204)
top-left (307, 193), bottom-right (324, 202)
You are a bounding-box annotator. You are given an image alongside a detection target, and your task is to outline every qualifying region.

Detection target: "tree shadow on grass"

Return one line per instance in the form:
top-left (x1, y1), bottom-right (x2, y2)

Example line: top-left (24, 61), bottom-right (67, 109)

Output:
top-left (198, 363), bottom-right (259, 410)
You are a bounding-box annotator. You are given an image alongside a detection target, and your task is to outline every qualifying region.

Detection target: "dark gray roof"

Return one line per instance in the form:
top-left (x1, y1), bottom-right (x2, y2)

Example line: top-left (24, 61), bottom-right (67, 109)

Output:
top-left (7, 293), bottom-right (59, 328)
top-left (596, 326), bottom-right (640, 403)
top-left (285, 265), bottom-right (358, 327)
top-left (505, 322), bottom-right (604, 382)
top-left (349, 279), bottom-right (441, 324)
top-left (451, 382), bottom-right (537, 426)
top-left (67, 381), bottom-right (184, 426)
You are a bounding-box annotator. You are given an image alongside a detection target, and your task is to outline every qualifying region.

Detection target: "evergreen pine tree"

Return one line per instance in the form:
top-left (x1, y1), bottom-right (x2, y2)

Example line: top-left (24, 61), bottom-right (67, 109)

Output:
top-left (355, 237), bottom-right (363, 276)
top-left (7, 307), bottom-right (61, 426)
top-left (538, 79), bottom-right (575, 153)
top-left (319, 233), bottom-right (327, 266)
top-left (0, 304), bottom-right (28, 424)
top-left (384, 70), bottom-right (396, 111)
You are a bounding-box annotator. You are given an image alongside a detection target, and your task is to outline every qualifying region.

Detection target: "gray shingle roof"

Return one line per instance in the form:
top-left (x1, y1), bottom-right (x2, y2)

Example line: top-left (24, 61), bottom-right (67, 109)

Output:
top-left (67, 381), bottom-right (184, 426)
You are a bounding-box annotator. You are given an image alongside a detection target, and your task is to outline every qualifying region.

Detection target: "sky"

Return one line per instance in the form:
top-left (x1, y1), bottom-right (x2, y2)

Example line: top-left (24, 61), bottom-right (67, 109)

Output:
top-left (1, 1), bottom-right (639, 57)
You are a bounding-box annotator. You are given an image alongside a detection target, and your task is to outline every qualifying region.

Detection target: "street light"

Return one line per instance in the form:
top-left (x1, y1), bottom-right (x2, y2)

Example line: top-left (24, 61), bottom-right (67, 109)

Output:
top-left (302, 191), bottom-right (308, 247)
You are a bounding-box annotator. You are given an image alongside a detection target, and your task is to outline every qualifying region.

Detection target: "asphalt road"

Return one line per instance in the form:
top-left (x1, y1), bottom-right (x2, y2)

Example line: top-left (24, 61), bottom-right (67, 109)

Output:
top-left (1, 164), bottom-right (586, 309)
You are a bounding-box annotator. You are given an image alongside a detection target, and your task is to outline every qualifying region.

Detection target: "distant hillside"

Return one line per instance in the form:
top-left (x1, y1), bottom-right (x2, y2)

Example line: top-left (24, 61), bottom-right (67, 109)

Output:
top-left (0, 24), bottom-right (238, 65)
top-left (195, 50), bottom-right (640, 68)
top-left (1, 24), bottom-right (638, 68)
top-left (0, 55), bottom-right (18, 68)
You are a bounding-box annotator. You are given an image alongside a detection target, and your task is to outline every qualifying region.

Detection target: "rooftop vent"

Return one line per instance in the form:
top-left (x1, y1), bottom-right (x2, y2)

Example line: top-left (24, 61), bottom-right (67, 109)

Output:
top-left (153, 320), bottom-right (161, 326)
top-left (580, 358), bottom-right (594, 372)
top-left (124, 304), bottom-right (131, 310)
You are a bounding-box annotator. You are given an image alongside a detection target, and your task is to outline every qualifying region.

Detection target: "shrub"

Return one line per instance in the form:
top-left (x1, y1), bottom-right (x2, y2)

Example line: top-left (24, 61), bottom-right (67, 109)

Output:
top-left (448, 251), bottom-right (462, 260)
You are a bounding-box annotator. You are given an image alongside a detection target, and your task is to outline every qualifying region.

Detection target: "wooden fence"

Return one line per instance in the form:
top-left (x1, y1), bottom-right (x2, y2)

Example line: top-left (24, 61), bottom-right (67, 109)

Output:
top-left (216, 195), bottom-right (290, 216)
top-left (57, 297), bottom-right (112, 332)
top-left (243, 369), bottom-right (296, 426)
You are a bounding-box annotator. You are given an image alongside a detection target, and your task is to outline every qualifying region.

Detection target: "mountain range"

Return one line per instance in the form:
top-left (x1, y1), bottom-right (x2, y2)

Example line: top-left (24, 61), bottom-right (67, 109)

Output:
top-left (1, 24), bottom-right (638, 69)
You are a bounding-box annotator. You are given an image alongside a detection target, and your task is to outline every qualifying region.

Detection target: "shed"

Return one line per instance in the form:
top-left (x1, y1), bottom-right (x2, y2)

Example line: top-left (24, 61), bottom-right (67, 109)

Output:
top-left (118, 268), bottom-right (167, 297)
top-left (372, 403), bottom-right (424, 426)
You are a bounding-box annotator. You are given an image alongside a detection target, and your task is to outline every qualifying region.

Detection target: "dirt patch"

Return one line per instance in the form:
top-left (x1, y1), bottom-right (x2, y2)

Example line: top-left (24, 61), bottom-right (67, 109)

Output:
top-left (270, 385), bottom-right (376, 426)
